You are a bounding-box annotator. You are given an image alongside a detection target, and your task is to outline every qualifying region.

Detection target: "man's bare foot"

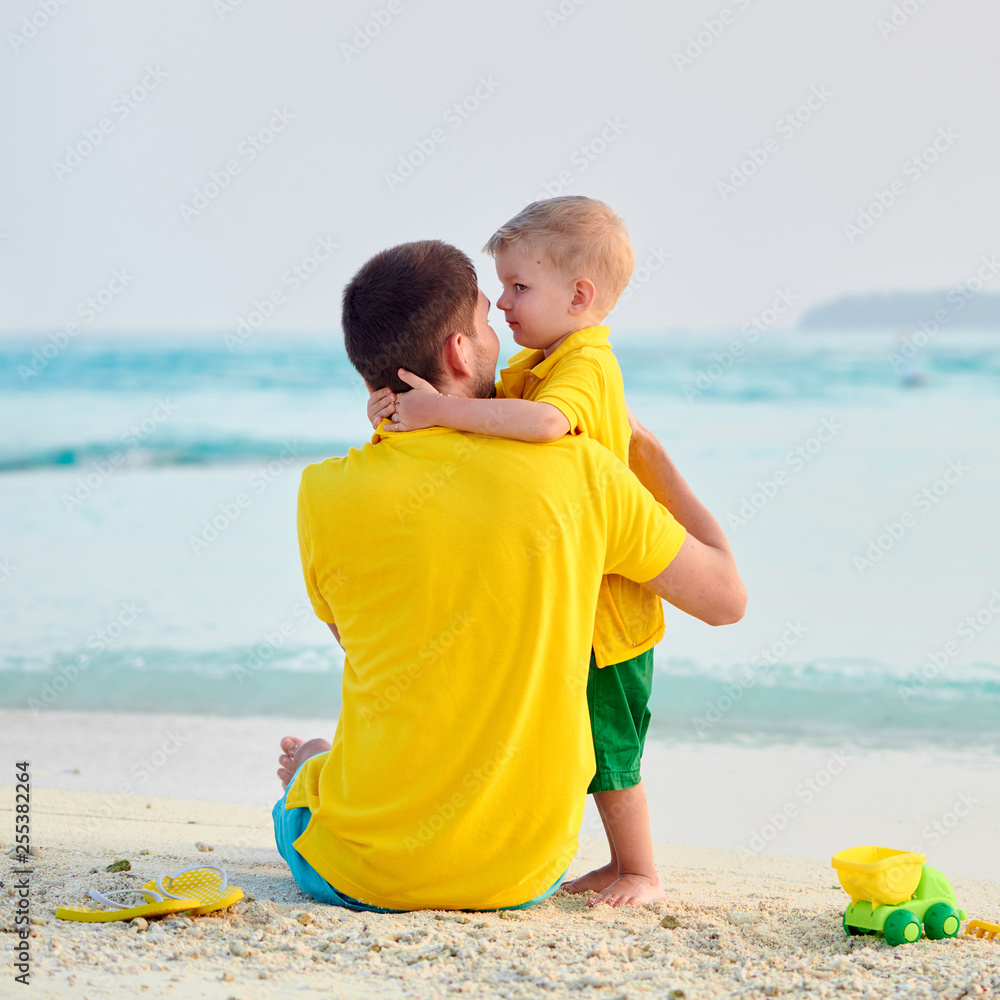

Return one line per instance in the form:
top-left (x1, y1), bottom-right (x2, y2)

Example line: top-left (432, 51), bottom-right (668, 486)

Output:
top-left (561, 862), bottom-right (618, 895)
top-left (587, 872), bottom-right (665, 908)
top-left (277, 735), bottom-right (331, 789)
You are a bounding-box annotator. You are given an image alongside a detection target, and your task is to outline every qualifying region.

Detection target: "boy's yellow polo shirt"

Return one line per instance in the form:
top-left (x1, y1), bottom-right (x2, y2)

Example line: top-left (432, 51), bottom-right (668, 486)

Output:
top-left (496, 325), bottom-right (666, 668)
top-left (290, 427), bottom-right (685, 911)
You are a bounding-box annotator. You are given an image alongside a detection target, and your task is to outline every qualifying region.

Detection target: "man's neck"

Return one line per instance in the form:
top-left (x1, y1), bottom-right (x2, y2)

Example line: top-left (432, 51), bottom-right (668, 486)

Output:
top-left (433, 376), bottom-right (477, 399)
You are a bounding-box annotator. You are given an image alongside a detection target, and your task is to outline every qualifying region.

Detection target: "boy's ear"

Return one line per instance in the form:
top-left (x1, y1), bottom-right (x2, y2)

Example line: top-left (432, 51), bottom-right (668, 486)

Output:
top-left (568, 278), bottom-right (597, 316)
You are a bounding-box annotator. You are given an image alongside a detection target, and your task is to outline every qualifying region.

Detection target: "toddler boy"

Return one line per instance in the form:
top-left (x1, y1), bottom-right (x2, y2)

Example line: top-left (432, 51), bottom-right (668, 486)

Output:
top-left (367, 196), bottom-right (667, 907)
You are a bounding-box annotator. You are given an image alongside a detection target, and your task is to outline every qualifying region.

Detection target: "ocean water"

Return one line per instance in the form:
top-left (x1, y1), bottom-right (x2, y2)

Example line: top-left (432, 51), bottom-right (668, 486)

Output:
top-left (2, 329), bottom-right (998, 750)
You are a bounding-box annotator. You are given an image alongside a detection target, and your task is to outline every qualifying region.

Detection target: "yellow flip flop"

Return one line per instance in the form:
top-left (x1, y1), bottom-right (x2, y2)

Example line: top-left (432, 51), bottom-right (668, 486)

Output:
top-left (56, 888), bottom-right (196, 922)
top-left (143, 865), bottom-right (243, 915)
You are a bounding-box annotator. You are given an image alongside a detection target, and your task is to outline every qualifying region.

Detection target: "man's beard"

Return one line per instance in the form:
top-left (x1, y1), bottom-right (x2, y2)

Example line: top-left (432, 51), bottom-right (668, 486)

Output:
top-left (472, 355), bottom-right (498, 399)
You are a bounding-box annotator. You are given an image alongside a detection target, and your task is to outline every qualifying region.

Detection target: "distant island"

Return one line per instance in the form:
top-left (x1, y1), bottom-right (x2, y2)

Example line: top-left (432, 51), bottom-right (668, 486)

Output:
top-left (799, 290), bottom-right (1000, 330)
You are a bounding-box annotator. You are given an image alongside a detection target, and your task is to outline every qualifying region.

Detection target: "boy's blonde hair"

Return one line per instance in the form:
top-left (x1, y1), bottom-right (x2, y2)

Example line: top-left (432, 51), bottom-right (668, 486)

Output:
top-left (483, 196), bottom-right (634, 314)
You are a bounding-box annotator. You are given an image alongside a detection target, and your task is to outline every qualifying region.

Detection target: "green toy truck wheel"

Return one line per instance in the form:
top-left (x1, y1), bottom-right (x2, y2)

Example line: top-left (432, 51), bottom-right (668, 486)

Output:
top-left (923, 903), bottom-right (960, 940)
top-left (884, 909), bottom-right (922, 946)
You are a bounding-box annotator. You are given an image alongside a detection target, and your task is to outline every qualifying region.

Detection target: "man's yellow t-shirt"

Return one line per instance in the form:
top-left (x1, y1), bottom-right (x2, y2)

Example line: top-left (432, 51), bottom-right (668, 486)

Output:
top-left (497, 325), bottom-right (665, 668)
top-left (290, 427), bottom-right (686, 911)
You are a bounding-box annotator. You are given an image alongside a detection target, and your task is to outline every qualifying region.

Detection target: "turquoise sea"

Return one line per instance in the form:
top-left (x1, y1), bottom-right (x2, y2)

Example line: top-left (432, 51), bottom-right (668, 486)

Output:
top-left (2, 329), bottom-right (998, 750)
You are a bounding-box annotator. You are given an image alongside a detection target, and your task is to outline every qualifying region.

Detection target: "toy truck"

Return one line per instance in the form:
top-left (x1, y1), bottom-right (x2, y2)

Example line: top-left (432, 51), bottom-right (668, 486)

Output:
top-left (832, 846), bottom-right (967, 946)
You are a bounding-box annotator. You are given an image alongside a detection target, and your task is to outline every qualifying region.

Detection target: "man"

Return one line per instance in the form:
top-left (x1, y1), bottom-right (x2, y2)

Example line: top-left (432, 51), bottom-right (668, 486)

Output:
top-left (273, 240), bottom-right (746, 913)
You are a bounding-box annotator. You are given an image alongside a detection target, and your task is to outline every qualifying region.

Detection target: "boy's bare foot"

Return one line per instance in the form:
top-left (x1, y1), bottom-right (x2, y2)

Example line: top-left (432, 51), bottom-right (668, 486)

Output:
top-left (561, 862), bottom-right (619, 895)
top-left (587, 872), bottom-right (665, 908)
top-left (277, 735), bottom-right (331, 789)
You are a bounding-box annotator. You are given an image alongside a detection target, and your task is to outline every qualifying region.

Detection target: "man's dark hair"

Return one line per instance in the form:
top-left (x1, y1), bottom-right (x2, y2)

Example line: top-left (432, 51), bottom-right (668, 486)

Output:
top-left (342, 240), bottom-right (479, 394)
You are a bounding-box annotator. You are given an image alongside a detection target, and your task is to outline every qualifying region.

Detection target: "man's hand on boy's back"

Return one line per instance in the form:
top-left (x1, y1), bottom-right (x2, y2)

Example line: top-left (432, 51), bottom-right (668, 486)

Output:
top-left (367, 369), bottom-right (442, 433)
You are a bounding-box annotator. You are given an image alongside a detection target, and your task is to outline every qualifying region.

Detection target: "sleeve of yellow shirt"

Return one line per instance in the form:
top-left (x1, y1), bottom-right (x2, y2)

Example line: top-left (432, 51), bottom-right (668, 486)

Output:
top-left (494, 377), bottom-right (507, 399)
top-left (297, 471), bottom-right (335, 622)
top-left (532, 351), bottom-right (609, 437)
top-left (600, 458), bottom-right (688, 583)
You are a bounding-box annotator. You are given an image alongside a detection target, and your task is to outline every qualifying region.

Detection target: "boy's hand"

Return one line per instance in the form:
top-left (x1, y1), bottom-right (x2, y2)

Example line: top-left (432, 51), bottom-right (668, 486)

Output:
top-left (625, 403), bottom-right (645, 461)
top-left (383, 369), bottom-right (441, 432)
top-left (367, 386), bottom-right (397, 429)
top-left (625, 403), bottom-right (640, 438)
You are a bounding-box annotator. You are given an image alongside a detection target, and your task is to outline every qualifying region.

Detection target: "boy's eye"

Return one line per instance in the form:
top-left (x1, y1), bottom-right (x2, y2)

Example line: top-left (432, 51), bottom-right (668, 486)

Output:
top-left (514, 283), bottom-right (527, 292)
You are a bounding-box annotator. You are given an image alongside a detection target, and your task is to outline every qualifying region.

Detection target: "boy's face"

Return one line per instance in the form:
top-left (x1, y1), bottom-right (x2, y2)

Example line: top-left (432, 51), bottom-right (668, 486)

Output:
top-left (493, 246), bottom-right (578, 351)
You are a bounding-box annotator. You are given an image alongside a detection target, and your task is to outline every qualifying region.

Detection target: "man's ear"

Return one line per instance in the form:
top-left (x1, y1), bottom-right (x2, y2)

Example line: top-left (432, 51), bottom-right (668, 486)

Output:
top-left (567, 278), bottom-right (597, 316)
top-left (441, 331), bottom-right (474, 380)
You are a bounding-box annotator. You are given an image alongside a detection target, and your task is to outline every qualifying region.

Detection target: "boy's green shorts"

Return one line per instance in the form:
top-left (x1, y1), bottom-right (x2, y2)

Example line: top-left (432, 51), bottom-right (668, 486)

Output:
top-left (586, 648), bottom-right (654, 794)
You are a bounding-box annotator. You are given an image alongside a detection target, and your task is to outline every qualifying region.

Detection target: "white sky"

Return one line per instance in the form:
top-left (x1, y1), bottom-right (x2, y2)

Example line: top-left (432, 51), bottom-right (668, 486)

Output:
top-left (1, 0), bottom-right (998, 335)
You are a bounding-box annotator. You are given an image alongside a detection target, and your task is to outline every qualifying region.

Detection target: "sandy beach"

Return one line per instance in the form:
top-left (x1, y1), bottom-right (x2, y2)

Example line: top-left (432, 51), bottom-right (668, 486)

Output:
top-left (2, 710), bottom-right (1000, 998)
